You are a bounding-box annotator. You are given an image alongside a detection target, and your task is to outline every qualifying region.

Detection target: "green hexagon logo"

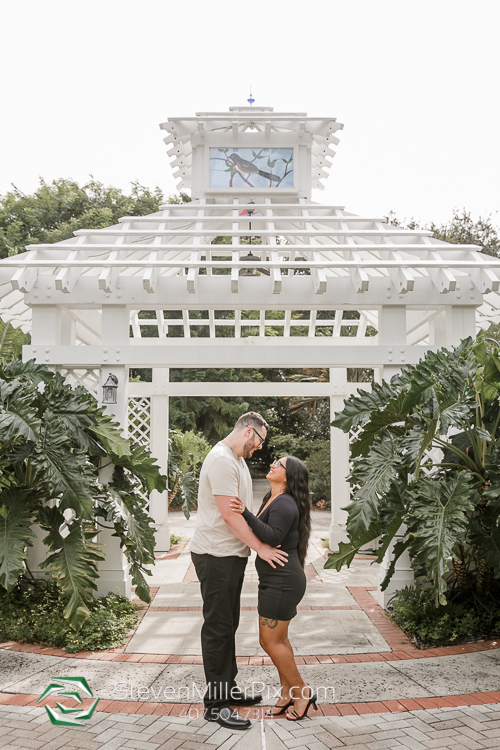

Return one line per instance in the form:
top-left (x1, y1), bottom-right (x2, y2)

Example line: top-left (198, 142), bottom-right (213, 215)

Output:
top-left (38, 677), bottom-right (99, 726)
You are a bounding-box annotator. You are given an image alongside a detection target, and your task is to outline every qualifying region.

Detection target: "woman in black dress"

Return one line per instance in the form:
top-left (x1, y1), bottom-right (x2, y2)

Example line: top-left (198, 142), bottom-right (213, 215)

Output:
top-left (229, 455), bottom-right (316, 721)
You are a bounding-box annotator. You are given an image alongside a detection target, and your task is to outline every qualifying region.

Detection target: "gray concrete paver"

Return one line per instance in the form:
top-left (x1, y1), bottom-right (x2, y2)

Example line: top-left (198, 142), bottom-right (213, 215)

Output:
top-left (395, 736), bottom-right (428, 750)
top-left (310, 731), bottom-right (346, 748)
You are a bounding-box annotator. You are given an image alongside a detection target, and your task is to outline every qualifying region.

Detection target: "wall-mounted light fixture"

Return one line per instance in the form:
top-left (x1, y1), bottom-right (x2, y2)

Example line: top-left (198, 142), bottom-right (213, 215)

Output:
top-left (102, 373), bottom-right (118, 404)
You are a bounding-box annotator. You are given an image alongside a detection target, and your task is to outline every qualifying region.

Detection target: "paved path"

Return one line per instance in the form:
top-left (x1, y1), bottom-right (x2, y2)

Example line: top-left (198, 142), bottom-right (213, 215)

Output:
top-left (2, 701), bottom-right (500, 749)
top-left (0, 480), bottom-right (499, 748)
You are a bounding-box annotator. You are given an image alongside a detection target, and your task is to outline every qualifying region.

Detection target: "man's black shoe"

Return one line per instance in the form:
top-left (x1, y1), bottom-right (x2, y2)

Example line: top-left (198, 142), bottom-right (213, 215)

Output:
top-left (204, 705), bottom-right (251, 730)
top-left (230, 687), bottom-right (263, 706)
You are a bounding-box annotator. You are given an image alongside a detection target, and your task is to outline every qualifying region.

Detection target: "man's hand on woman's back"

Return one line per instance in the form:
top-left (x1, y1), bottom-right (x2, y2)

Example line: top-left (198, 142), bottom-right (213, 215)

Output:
top-left (256, 543), bottom-right (288, 569)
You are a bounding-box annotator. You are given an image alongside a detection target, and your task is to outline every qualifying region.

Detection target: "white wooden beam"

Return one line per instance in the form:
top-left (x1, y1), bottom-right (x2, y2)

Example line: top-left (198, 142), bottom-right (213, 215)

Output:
top-left (308, 309), bottom-right (317, 337)
top-left (143, 215), bottom-right (168, 293)
top-left (11, 249), bottom-right (38, 293)
top-left (470, 267), bottom-right (500, 294)
top-left (182, 309), bottom-right (190, 338)
top-left (300, 199), bottom-right (327, 294)
top-left (265, 201), bottom-right (282, 294)
top-left (23, 274), bottom-right (483, 308)
top-left (24, 341), bottom-right (434, 369)
top-left (156, 310), bottom-right (166, 338)
top-left (231, 200), bottom-right (240, 294)
top-left (430, 251), bottom-right (457, 294)
top-left (129, 381), bottom-right (362, 397)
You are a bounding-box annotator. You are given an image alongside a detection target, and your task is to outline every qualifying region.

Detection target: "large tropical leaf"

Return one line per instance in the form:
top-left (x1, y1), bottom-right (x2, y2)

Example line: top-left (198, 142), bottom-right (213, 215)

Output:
top-left (374, 482), bottom-right (408, 563)
top-left (0, 379), bottom-right (40, 444)
top-left (89, 409), bottom-right (131, 459)
top-left (324, 524), bottom-right (381, 571)
top-left (400, 419), bottom-right (438, 476)
top-left (380, 538), bottom-right (411, 592)
top-left (484, 454), bottom-right (500, 499)
top-left (350, 393), bottom-right (406, 459)
top-left (180, 470), bottom-right (198, 519)
top-left (469, 513), bottom-right (500, 578)
top-left (0, 319), bottom-right (31, 363)
top-left (331, 380), bottom-right (401, 433)
top-left (94, 485), bottom-right (155, 603)
top-left (400, 339), bottom-right (476, 415)
top-left (0, 487), bottom-right (36, 590)
top-left (2, 358), bottom-right (53, 386)
top-left (111, 441), bottom-right (167, 494)
top-left (480, 355), bottom-right (500, 401)
top-left (345, 436), bottom-right (401, 539)
top-left (38, 506), bottom-right (104, 630)
top-left (408, 473), bottom-right (477, 604)
top-left (31, 426), bottom-right (95, 519)
top-left (42, 374), bottom-right (99, 452)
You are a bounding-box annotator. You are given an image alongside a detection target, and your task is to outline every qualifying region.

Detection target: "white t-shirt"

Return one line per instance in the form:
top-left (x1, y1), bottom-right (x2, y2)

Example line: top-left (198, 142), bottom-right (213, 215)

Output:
top-left (190, 442), bottom-right (253, 557)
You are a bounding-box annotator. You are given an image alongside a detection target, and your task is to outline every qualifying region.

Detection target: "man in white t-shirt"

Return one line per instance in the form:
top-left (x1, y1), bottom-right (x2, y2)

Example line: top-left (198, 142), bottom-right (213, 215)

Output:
top-left (191, 411), bottom-right (288, 730)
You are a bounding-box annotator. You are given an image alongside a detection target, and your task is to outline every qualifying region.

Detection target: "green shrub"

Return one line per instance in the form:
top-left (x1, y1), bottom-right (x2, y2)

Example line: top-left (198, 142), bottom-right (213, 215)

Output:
top-left (170, 534), bottom-right (182, 546)
top-left (269, 434), bottom-right (331, 507)
top-left (0, 579), bottom-right (140, 653)
top-left (168, 430), bottom-right (211, 517)
top-left (388, 586), bottom-right (500, 647)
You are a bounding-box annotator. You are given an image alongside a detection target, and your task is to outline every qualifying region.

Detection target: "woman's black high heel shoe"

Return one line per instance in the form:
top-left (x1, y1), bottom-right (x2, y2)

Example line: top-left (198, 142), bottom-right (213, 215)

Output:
top-left (286, 689), bottom-right (318, 721)
top-left (266, 698), bottom-right (293, 717)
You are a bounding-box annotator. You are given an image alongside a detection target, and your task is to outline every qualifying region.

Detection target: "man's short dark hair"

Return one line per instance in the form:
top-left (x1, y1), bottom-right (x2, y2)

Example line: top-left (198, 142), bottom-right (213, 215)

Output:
top-left (235, 411), bottom-right (269, 432)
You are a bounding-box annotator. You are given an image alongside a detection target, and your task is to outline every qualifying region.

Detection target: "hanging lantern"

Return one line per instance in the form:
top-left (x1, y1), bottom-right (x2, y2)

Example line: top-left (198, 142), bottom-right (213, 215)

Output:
top-left (239, 251), bottom-right (271, 277)
top-left (102, 373), bottom-right (118, 404)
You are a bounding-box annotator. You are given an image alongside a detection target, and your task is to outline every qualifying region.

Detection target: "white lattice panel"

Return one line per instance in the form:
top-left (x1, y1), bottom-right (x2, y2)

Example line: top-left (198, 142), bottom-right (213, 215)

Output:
top-left (349, 425), bottom-right (364, 445)
top-left (128, 397), bottom-right (151, 446)
top-left (421, 445), bottom-right (444, 475)
top-left (59, 368), bottom-right (100, 397)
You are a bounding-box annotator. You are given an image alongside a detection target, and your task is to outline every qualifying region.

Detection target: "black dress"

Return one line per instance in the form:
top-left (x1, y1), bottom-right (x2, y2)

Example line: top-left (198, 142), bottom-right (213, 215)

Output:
top-left (242, 493), bottom-right (306, 621)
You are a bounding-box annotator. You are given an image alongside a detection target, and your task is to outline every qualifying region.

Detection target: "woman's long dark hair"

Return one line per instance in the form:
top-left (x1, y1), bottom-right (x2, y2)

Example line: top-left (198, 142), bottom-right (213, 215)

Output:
top-left (258, 456), bottom-right (312, 568)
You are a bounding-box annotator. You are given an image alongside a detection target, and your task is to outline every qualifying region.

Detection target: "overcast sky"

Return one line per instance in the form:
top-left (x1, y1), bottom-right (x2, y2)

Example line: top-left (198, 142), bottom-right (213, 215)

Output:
top-left (1, 0), bottom-right (498, 226)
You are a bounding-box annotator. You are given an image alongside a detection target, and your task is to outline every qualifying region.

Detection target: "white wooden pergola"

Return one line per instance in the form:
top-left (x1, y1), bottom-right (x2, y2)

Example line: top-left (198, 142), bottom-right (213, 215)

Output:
top-left (2, 105), bottom-right (500, 604)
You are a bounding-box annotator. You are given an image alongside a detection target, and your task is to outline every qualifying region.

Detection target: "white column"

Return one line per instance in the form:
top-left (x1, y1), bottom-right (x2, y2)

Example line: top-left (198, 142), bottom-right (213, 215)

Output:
top-left (97, 306), bottom-right (132, 598)
top-left (374, 529), bottom-right (414, 609)
top-left (429, 306), bottom-right (476, 348)
top-left (379, 305), bottom-right (408, 382)
top-left (149, 368), bottom-right (170, 551)
top-left (376, 305), bottom-right (414, 608)
top-left (446, 306), bottom-right (476, 344)
top-left (30, 305), bottom-right (61, 347)
top-left (329, 368), bottom-right (350, 551)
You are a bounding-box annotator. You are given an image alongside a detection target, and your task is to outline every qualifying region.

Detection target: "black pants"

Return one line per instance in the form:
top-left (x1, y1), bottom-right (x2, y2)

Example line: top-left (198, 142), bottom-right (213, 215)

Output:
top-left (191, 552), bottom-right (247, 710)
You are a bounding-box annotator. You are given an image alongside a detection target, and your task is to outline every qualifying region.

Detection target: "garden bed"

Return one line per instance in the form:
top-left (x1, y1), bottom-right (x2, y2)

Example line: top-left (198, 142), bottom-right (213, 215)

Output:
top-left (387, 586), bottom-right (500, 649)
top-left (0, 580), bottom-right (141, 653)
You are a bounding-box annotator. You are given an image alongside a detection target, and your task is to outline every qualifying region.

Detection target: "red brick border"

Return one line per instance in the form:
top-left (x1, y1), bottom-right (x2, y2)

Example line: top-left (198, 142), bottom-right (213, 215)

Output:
top-left (0, 585), bottom-right (498, 663)
top-left (2, 690), bottom-right (500, 718)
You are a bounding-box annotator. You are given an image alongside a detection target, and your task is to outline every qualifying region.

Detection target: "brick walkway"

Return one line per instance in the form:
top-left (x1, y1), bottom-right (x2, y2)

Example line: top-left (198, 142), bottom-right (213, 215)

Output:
top-left (1, 500), bottom-right (499, 748)
top-left (2, 702), bottom-right (500, 749)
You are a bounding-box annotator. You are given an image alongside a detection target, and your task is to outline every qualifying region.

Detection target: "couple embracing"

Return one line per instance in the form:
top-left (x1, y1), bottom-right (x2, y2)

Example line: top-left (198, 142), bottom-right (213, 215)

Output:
top-left (190, 411), bottom-right (316, 731)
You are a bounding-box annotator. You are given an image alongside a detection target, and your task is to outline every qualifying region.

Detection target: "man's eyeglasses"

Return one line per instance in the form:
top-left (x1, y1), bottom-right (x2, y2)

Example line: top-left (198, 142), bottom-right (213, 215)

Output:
top-left (252, 426), bottom-right (266, 445)
top-left (271, 459), bottom-right (285, 470)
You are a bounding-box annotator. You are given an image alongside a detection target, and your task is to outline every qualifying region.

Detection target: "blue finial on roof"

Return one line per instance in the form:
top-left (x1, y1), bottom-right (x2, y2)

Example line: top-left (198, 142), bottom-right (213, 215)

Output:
top-left (247, 86), bottom-right (255, 105)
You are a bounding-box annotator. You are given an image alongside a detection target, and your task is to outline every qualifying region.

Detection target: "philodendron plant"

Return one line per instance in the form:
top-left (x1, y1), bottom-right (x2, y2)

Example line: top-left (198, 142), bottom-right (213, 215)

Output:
top-left (325, 337), bottom-right (500, 607)
top-left (0, 355), bottom-right (167, 631)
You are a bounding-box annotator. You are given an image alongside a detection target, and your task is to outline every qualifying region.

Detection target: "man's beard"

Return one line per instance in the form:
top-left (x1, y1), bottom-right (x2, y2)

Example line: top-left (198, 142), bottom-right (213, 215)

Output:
top-left (242, 437), bottom-right (257, 458)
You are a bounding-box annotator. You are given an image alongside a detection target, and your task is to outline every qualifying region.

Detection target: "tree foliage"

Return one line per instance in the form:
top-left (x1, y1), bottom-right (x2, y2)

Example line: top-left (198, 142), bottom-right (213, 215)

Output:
top-left (326, 336), bottom-right (500, 607)
top-left (386, 209), bottom-right (500, 258)
top-left (0, 178), bottom-right (167, 258)
top-left (0, 334), bottom-right (166, 631)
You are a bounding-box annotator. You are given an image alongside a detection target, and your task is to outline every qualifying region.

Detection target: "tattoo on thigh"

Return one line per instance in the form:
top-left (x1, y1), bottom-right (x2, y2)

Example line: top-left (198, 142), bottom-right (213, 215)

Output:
top-left (260, 617), bottom-right (278, 629)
